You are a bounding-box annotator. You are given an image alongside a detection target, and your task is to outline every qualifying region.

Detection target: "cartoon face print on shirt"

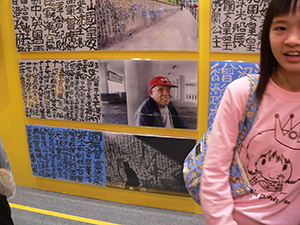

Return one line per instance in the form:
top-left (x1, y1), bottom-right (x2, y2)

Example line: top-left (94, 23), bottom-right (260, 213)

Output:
top-left (245, 114), bottom-right (300, 195)
top-left (249, 149), bottom-right (292, 192)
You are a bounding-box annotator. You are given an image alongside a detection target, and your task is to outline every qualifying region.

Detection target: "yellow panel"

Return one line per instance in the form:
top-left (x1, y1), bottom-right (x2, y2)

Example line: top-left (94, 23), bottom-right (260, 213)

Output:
top-left (197, 0), bottom-right (211, 139)
top-left (0, 0), bottom-right (36, 187)
top-left (210, 52), bottom-right (260, 62)
top-left (0, 0), bottom-right (259, 214)
top-left (34, 177), bottom-right (202, 214)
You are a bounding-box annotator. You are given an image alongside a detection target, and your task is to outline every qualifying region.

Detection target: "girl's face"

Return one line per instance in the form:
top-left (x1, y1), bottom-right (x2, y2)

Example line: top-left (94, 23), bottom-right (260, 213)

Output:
top-left (270, 6), bottom-right (300, 75)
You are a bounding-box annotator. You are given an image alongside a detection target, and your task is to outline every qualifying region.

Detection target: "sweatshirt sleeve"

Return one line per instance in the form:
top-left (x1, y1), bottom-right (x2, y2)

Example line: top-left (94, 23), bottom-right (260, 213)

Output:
top-left (199, 77), bottom-right (250, 225)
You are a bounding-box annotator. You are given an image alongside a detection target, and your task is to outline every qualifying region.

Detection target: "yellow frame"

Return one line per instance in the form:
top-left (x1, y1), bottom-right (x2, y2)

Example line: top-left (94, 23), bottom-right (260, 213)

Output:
top-left (0, 0), bottom-right (258, 214)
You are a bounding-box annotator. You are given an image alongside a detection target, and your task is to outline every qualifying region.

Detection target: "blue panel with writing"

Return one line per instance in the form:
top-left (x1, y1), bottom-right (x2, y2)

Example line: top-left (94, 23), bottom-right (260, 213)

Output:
top-left (208, 61), bottom-right (260, 126)
top-left (26, 125), bottom-right (106, 185)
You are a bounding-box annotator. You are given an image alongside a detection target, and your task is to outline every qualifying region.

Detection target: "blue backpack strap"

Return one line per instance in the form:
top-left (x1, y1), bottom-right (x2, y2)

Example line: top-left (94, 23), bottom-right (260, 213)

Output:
top-left (236, 74), bottom-right (259, 148)
top-left (230, 74), bottom-right (259, 197)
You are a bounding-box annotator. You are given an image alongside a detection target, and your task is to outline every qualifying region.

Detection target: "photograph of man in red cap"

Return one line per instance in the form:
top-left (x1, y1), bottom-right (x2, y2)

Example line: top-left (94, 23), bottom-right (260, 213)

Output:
top-left (134, 76), bottom-right (186, 128)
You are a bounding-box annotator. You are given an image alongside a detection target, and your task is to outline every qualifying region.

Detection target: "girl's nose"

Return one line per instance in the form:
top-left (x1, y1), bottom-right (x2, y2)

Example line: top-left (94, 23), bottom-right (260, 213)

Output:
top-left (285, 31), bottom-right (300, 46)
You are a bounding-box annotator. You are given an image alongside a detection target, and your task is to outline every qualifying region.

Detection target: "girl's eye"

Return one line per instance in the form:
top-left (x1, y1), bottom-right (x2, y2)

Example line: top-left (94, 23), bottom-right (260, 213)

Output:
top-left (275, 26), bottom-right (286, 31)
top-left (278, 27), bottom-right (286, 31)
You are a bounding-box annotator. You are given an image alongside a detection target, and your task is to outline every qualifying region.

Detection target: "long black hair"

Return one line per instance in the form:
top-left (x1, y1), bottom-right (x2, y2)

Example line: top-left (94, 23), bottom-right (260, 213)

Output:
top-left (257, 0), bottom-right (299, 102)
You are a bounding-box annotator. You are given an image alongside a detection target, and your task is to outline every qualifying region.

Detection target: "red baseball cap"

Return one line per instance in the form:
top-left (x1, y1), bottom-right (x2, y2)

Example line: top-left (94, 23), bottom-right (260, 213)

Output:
top-left (149, 76), bottom-right (178, 90)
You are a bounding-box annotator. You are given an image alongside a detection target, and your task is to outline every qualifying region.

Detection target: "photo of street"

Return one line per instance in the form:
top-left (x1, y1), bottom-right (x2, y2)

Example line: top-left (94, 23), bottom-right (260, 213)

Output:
top-left (97, 0), bottom-right (198, 51)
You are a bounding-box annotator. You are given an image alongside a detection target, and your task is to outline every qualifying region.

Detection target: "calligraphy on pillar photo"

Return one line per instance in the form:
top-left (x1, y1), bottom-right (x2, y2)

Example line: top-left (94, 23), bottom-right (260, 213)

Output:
top-left (18, 59), bottom-right (198, 130)
top-left (11, 0), bottom-right (198, 51)
top-left (210, 0), bottom-right (270, 53)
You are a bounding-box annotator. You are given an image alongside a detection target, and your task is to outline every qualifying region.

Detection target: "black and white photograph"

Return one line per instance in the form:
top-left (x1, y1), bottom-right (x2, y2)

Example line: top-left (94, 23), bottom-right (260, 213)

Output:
top-left (18, 59), bottom-right (198, 129)
top-left (11, 0), bottom-right (198, 51)
top-left (103, 131), bottom-right (196, 194)
top-left (97, 0), bottom-right (199, 51)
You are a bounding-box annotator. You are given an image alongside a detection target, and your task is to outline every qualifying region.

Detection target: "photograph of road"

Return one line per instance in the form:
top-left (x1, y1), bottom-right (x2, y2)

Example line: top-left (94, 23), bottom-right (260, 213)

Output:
top-left (12, 0), bottom-right (198, 52)
top-left (97, 0), bottom-right (199, 51)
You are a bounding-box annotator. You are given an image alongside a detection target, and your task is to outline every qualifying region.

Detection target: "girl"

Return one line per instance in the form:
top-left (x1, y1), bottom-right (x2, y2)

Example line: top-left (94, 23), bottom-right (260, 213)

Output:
top-left (200, 0), bottom-right (300, 224)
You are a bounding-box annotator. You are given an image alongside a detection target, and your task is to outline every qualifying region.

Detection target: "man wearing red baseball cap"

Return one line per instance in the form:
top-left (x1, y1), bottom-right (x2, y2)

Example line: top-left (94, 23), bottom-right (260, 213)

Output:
top-left (134, 76), bottom-right (186, 128)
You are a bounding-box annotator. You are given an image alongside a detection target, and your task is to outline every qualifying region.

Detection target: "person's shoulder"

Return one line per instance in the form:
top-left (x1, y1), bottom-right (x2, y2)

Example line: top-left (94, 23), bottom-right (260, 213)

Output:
top-left (228, 75), bottom-right (249, 88)
top-left (226, 75), bottom-right (252, 95)
top-left (222, 74), bottom-right (258, 108)
top-left (139, 97), bottom-right (156, 112)
top-left (142, 97), bottom-right (154, 107)
top-left (168, 101), bottom-right (175, 107)
top-left (167, 101), bottom-right (178, 113)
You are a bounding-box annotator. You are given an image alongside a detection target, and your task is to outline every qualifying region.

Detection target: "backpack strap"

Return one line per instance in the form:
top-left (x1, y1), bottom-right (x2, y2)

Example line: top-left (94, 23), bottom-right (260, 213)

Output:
top-left (230, 74), bottom-right (259, 196)
top-left (236, 74), bottom-right (259, 149)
